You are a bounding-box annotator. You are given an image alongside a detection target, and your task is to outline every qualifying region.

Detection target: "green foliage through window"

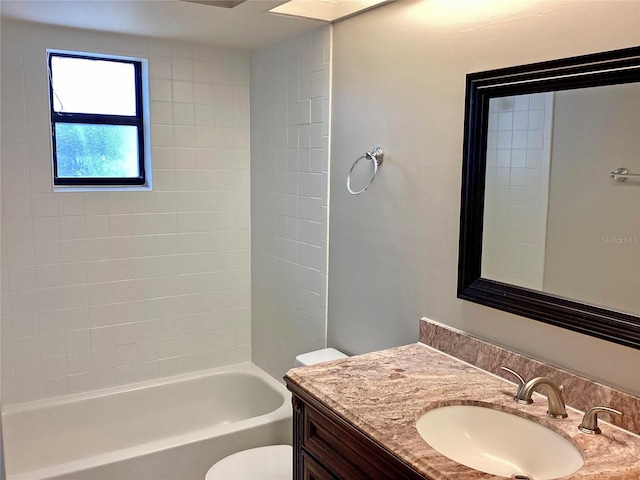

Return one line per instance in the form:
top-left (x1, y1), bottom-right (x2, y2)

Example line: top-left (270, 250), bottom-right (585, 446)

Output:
top-left (55, 124), bottom-right (139, 178)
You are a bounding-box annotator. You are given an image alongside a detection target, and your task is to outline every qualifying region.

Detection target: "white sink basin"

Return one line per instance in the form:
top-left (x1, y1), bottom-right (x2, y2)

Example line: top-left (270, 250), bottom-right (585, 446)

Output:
top-left (416, 404), bottom-right (584, 480)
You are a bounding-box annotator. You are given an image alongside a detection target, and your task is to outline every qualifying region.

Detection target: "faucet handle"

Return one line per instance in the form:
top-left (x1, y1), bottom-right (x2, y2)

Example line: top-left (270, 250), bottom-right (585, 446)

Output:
top-left (501, 366), bottom-right (526, 387)
top-left (579, 406), bottom-right (622, 434)
top-left (501, 367), bottom-right (530, 403)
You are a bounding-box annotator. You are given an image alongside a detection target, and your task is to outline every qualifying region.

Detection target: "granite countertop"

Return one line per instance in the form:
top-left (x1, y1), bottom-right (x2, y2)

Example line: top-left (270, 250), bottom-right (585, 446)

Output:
top-left (285, 343), bottom-right (640, 480)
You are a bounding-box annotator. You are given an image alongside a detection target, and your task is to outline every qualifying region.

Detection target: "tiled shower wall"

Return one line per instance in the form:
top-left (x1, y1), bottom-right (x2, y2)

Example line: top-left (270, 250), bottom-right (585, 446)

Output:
top-left (251, 27), bottom-right (331, 379)
top-left (482, 93), bottom-right (554, 290)
top-left (1, 20), bottom-right (252, 405)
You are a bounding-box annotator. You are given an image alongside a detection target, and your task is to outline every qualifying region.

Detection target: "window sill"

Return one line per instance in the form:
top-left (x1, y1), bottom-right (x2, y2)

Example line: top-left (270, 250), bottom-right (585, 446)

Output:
top-left (53, 184), bottom-right (152, 193)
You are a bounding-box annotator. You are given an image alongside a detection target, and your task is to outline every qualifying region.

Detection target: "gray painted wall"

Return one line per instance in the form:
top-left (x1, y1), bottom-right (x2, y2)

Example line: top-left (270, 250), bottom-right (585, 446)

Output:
top-left (545, 84), bottom-right (640, 314)
top-left (328, 1), bottom-right (640, 395)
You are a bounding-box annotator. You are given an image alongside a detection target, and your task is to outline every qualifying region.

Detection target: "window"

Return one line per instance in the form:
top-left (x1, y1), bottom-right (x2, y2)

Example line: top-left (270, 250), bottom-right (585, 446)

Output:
top-left (48, 50), bottom-right (150, 188)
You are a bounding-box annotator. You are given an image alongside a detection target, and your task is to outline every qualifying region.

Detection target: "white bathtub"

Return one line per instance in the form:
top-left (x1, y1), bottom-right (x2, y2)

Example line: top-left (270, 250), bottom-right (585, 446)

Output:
top-left (2, 363), bottom-right (292, 480)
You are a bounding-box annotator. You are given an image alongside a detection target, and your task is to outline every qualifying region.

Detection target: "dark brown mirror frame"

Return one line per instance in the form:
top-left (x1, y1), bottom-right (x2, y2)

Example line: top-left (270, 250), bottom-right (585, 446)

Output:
top-left (458, 46), bottom-right (640, 350)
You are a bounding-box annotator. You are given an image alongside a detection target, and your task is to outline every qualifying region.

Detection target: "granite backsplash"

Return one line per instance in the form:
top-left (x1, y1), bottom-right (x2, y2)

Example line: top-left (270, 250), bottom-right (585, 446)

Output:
top-left (419, 318), bottom-right (640, 435)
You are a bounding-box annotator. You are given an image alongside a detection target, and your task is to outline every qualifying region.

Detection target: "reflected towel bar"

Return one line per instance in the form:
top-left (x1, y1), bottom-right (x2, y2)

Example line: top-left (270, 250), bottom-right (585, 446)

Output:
top-left (609, 167), bottom-right (640, 182)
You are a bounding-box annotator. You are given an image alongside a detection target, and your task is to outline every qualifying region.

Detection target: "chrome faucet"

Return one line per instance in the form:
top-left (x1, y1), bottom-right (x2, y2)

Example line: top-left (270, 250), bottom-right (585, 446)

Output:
top-left (515, 377), bottom-right (568, 418)
top-left (501, 367), bottom-right (568, 419)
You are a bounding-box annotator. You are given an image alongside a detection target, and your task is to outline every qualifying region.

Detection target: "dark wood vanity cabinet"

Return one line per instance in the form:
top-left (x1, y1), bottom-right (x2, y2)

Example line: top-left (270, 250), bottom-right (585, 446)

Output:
top-left (286, 381), bottom-right (427, 480)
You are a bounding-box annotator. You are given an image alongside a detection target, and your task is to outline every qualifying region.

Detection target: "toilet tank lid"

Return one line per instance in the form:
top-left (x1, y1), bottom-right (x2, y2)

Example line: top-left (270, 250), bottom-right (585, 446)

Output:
top-left (295, 348), bottom-right (348, 367)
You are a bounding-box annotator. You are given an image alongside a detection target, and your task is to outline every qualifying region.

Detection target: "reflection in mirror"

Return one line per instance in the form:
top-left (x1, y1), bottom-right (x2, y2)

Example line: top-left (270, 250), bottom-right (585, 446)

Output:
top-left (458, 46), bottom-right (640, 349)
top-left (482, 84), bottom-right (640, 316)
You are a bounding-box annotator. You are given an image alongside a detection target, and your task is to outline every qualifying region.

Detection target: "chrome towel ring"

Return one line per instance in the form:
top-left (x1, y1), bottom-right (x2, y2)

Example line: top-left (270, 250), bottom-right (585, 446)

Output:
top-left (346, 147), bottom-right (384, 195)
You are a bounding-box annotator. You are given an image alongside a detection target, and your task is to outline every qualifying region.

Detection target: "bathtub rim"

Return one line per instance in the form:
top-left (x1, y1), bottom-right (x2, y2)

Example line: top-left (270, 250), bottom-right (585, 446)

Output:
top-left (2, 361), bottom-right (286, 414)
top-left (3, 362), bottom-right (292, 480)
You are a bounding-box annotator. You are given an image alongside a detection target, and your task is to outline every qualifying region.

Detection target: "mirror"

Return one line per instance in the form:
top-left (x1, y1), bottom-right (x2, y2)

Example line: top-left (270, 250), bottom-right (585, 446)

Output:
top-left (458, 46), bottom-right (640, 350)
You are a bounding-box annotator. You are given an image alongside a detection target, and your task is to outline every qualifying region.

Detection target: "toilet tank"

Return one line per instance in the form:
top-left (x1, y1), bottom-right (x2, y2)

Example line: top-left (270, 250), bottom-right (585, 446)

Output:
top-left (294, 348), bottom-right (348, 367)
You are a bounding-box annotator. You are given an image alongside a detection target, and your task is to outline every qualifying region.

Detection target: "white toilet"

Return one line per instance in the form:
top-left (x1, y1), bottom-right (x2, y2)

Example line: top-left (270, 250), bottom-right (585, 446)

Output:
top-left (205, 348), bottom-right (348, 480)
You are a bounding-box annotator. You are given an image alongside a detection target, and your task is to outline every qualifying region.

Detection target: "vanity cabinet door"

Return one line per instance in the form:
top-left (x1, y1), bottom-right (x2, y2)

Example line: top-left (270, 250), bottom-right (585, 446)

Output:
top-left (288, 385), bottom-right (426, 480)
top-left (302, 451), bottom-right (336, 480)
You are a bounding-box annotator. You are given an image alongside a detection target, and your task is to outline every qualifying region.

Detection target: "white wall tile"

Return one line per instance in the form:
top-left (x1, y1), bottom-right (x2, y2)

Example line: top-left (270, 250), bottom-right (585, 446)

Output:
top-left (155, 192), bottom-right (177, 213)
top-left (214, 63), bottom-right (235, 85)
top-left (108, 192), bottom-right (133, 214)
top-left (59, 216), bottom-right (85, 240)
top-left (194, 83), bottom-right (215, 105)
top-left (31, 193), bottom-right (59, 217)
top-left (91, 368), bottom-right (115, 389)
top-left (11, 381), bottom-right (38, 403)
top-left (2, 20), bottom-right (251, 405)
top-left (41, 353), bottom-right (67, 378)
top-left (57, 195), bottom-right (85, 216)
top-left (193, 60), bottom-right (214, 83)
top-left (172, 81), bottom-right (194, 103)
top-left (251, 27), bottom-right (330, 381)
top-left (67, 372), bottom-right (91, 394)
top-left (13, 335), bottom-right (41, 361)
top-left (88, 304), bottom-right (115, 328)
top-left (150, 78), bottom-right (173, 102)
top-left (84, 215), bottom-right (110, 238)
top-left (61, 262), bottom-right (87, 286)
top-left (83, 193), bottom-right (109, 215)
top-left (14, 358), bottom-right (42, 383)
top-left (173, 103), bottom-right (195, 125)
top-left (149, 55), bottom-right (172, 79)
top-left (60, 240), bottom-right (86, 263)
top-left (109, 237), bottom-right (134, 259)
top-left (109, 215), bottom-right (133, 237)
top-left (42, 376), bottom-right (68, 397)
top-left (85, 238), bottom-right (110, 261)
top-left (11, 313), bottom-right (38, 339)
top-left (37, 310), bottom-right (63, 335)
top-left (151, 101), bottom-right (174, 125)
top-left (39, 330), bottom-right (66, 357)
top-left (8, 266), bottom-right (36, 291)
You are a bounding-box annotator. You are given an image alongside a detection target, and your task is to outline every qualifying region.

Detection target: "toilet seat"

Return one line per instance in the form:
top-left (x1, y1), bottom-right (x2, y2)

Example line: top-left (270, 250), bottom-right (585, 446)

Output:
top-left (205, 349), bottom-right (347, 479)
top-left (204, 445), bottom-right (292, 480)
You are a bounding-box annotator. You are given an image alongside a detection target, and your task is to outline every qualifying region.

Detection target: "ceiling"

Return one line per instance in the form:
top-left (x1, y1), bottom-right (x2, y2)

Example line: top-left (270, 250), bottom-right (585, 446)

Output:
top-left (0, 0), bottom-right (325, 50)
